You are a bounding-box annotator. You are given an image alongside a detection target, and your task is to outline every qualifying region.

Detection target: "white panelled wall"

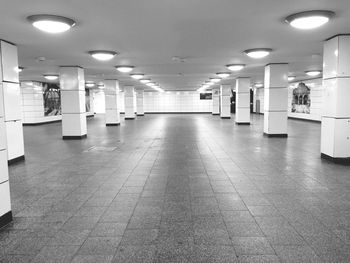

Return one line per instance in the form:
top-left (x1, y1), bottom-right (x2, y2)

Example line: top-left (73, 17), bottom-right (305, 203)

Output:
top-left (220, 85), bottom-right (231, 118)
top-left (321, 35), bottom-right (350, 163)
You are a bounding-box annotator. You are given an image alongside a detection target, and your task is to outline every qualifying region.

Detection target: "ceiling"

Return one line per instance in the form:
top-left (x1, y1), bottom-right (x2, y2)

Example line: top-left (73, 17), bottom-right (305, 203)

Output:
top-left (1, 0), bottom-right (350, 91)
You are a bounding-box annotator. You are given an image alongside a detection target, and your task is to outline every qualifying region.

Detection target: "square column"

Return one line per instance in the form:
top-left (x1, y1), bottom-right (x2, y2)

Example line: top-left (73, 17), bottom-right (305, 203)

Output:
top-left (59, 66), bottom-right (87, 139)
top-left (136, 89), bottom-right (144, 116)
top-left (220, 85), bottom-right (231, 119)
top-left (0, 40), bottom-right (13, 227)
top-left (212, 87), bottom-right (220, 115)
top-left (235, 77), bottom-right (251, 125)
top-left (263, 63), bottom-right (288, 137)
top-left (0, 40), bottom-right (25, 163)
top-left (104, 80), bottom-right (120, 126)
top-left (321, 35), bottom-right (350, 163)
top-left (124, 86), bottom-right (135, 120)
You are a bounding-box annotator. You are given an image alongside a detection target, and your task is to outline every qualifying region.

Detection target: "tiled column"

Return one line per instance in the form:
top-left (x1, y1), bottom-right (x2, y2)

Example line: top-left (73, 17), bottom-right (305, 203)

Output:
top-left (104, 79), bottom-right (120, 126)
top-left (220, 85), bottom-right (231, 119)
top-left (321, 35), bottom-right (350, 163)
top-left (212, 87), bottom-right (220, 115)
top-left (263, 63), bottom-right (288, 137)
top-left (0, 40), bottom-right (25, 164)
top-left (235, 77), bottom-right (251, 125)
top-left (124, 86), bottom-right (135, 120)
top-left (0, 40), bottom-right (14, 227)
top-left (59, 66), bottom-right (87, 139)
top-left (136, 89), bottom-right (144, 116)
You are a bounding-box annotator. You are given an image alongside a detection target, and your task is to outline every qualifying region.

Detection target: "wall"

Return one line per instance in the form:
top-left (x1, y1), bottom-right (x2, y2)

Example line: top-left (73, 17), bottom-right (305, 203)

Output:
top-left (288, 78), bottom-right (323, 121)
top-left (253, 87), bottom-right (264, 114)
top-left (93, 90), bottom-right (105, 113)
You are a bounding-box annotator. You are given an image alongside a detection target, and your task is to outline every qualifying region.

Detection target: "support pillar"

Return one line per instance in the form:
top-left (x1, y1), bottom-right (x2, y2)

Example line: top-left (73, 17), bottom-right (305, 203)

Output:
top-left (235, 77), bottom-right (251, 125)
top-left (0, 40), bottom-right (14, 227)
top-left (212, 87), bottom-right (220, 115)
top-left (263, 63), bottom-right (288, 137)
top-left (0, 40), bottom-right (24, 164)
top-left (321, 35), bottom-right (350, 163)
top-left (59, 66), bottom-right (87, 139)
top-left (124, 86), bottom-right (135, 120)
top-left (104, 80), bottom-right (120, 126)
top-left (220, 85), bottom-right (231, 119)
top-left (136, 89), bottom-right (144, 116)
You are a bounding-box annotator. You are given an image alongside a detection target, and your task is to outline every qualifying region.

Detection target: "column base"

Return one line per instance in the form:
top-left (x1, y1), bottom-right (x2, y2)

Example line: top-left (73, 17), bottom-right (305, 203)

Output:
top-left (221, 117), bottom-right (231, 119)
top-left (63, 135), bottom-right (87, 140)
top-left (263, 133), bottom-right (288, 138)
top-left (137, 114), bottom-right (144, 116)
top-left (321, 153), bottom-right (350, 165)
top-left (125, 117), bottom-right (135, 120)
top-left (212, 113), bottom-right (220, 115)
top-left (8, 155), bottom-right (25, 165)
top-left (0, 211), bottom-right (12, 229)
top-left (236, 122), bottom-right (250, 125)
top-left (106, 123), bottom-right (120, 126)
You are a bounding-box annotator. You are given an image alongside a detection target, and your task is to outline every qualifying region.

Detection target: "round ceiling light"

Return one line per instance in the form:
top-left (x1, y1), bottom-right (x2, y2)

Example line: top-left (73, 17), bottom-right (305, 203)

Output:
top-left (305, 70), bottom-right (321, 76)
top-left (254, 83), bottom-right (263, 88)
top-left (226, 64), bottom-right (245, 71)
top-left (244, 49), bottom-right (272, 59)
top-left (140, 79), bottom-right (151, 84)
top-left (205, 81), bottom-right (213, 86)
top-left (43, 74), bottom-right (59, 80)
top-left (85, 82), bottom-right (95, 88)
top-left (130, 74), bottom-right (144, 80)
top-left (88, 50), bottom-right (117, 61)
top-left (285, 10), bottom-right (335, 30)
top-left (210, 78), bottom-right (221, 83)
top-left (27, 15), bottom-right (76, 34)
top-left (216, 72), bottom-right (230, 78)
top-left (146, 82), bottom-right (156, 87)
top-left (115, 66), bottom-right (134, 73)
top-left (288, 76), bottom-right (296, 81)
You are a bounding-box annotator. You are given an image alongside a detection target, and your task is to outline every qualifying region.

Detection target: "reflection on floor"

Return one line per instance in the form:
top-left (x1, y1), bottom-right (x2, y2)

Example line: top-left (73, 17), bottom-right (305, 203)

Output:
top-left (1, 114), bottom-right (350, 262)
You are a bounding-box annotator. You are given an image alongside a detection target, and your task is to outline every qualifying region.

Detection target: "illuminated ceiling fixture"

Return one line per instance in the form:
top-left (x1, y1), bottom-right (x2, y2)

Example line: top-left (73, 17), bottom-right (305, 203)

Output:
top-left (97, 83), bottom-right (104, 89)
top-left (305, 70), bottom-right (321, 76)
top-left (88, 50), bottom-right (117, 61)
top-left (85, 82), bottom-right (95, 88)
top-left (226, 64), bottom-right (245, 71)
top-left (288, 76), bottom-right (296, 81)
top-left (146, 82), bottom-right (156, 87)
top-left (210, 78), bottom-right (221, 83)
top-left (140, 79), bottom-right (151, 84)
top-left (254, 83), bottom-right (263, 88)
top-left (27, 14), bottom-right (75, 34)
top-left (244, 48), bottom-right (272, 59)
top-left (43, 74), bottom-right (59, 80)
top-left (285, 10), bottom-right (335, 30)
top-left (216, 72), bottom-right (230, 78)
top-left (115, 66), bottom-right (134, 73)
top-left (130, 74), bottom-right (144, 80)
top-left (205, 81), bottom-right (213, 86)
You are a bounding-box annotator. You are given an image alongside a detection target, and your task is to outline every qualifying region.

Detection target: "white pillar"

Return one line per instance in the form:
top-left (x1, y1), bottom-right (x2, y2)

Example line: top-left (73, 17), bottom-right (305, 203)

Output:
top-left (59, 66), bottom-right (87, 139)
top-left (136, 89), bottom-right (144, 116)
top-left (235, 77), bottom-right (251, 125)
top-left (263, 63), bottom-right (288, 137)
top-left (0, 40), bottom-right (14, 227)
top-left (104, 80), bottom-right (120, 126)
top-left (220, 85), bottom-right (231, 119)
top-left (212, 87), bottom-right (220, 115)
top-left (0, 40), bottom-right (25, 163)
top-left (124, 86), bottom-right (135, 120)
top-left (321, 35), bottom-right (350, 163)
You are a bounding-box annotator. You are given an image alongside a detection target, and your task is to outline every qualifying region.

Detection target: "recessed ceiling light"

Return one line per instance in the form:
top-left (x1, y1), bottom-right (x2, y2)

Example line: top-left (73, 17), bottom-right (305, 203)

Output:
top-left (210, 78), bottom-right (221, 83)
top-left (305, 70), bottom-right (321, 76)
top-left (130, 74), bottom-right (144, 80)
top-left (115, 66), bottom-right (134, 73)
top-left (226, 64), bottom-right (245, 71)
top-left (140, 79), bottom-right (151, 84)
top-left (43, 74), bottom-right (59, 80)
top-left (244, 49), bottom-right (272, 59)
top-left (216, 72), bottom-right (230, 78)
top-left (285, 10), bottom-right (335, 30)
top-left (86, 82), bottom-right (95, 88)
top-left (254, 83), bottom-right (263, 88)
top-left (27, 15), bottom-right (75, 34)
top-left (88, 50), bottom-right (117, 61)
top-left (288, 76), bottom-right (296, 81)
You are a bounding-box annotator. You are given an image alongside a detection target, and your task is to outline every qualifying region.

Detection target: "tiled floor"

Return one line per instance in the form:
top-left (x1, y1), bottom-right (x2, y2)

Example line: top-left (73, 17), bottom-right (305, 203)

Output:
top-left (1, 114), bottom-right (350, 262)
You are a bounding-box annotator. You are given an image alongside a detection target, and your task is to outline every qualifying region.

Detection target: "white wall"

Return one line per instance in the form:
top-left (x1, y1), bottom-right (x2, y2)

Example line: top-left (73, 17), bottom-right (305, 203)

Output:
top-left (93, 90), bottom-right (105, 113)
top-left (288, 78), bottom-right (323, 121)
top-left (253, 87), bottom-right (264, 114)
